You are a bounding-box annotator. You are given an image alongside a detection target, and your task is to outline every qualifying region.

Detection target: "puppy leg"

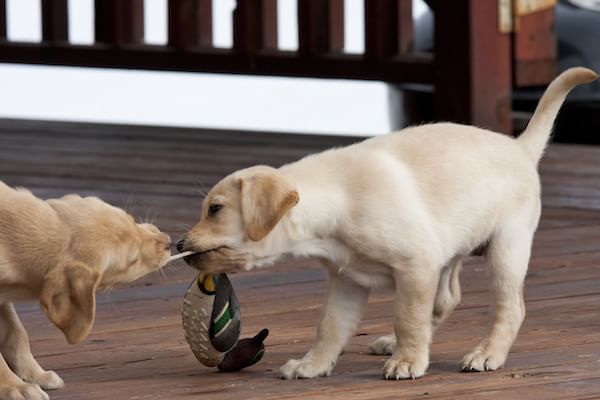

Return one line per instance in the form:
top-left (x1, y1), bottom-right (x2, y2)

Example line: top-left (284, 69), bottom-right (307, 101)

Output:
top-left (383, 263), bottom-right (439, 380)
top-left (0, 351), bottom-right (49, 400)
top-left (370, 259), bottom-right (462, 356)
top-left (461, 223), bottom-right (533, 372)
top-left (368, 334), bottom-right (396, 356)
top-left (0, 303), bottom-right (64, 390)
top-left (280, 271), bottom-right (369, 379)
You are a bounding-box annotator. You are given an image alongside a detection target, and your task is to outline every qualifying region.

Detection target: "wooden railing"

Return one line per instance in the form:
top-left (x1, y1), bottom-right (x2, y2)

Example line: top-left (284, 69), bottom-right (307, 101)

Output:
top-left (0, 0), bottom-right (557, 134)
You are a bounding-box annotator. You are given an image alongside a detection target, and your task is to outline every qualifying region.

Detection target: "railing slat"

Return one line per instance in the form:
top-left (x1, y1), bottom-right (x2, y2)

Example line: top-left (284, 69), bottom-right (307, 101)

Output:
top-left (42, 0), bottom-right (68, 43)
top-left (328, 0), bottom-right (344, 52)
top-left (233, 0), bottom-right (278, 54)
top-left (365, 0), bottom-right (412, 59)
top-left (168, 0), bottom-right (212, 49)
top-left (95, 0), bottom-right (144, 46)
top-left (397, 0), bottom-right (413, 54)
top-left (298, 0), bottom-right (344, 56)
top-left (0, 0), bottom-right (6, 40)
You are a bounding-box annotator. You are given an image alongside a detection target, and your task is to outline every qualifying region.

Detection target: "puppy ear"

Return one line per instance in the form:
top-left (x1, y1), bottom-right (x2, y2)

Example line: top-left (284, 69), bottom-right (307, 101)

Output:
top-left (40, 262), bottom-right (101, 344)
top-left (240, 173), bottom-right (299, 241)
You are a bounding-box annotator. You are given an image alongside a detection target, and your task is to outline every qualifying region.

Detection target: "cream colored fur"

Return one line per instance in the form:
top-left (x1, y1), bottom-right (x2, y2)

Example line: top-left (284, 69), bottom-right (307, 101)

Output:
top-left (0, 186), bottom-right (171, 399)
top-left (180, 67), bottom-right (597, 380)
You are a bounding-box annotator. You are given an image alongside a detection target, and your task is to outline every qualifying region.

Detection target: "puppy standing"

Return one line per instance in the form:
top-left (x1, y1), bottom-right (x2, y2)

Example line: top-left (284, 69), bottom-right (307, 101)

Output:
top-left (179, 68), bottom-right (597, 380)
top-left (0, 187), bottom-right (171, 400)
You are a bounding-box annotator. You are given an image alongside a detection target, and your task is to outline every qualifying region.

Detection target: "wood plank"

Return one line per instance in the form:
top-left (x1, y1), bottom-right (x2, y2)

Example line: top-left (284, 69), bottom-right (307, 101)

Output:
top-left (298, 0), bottom-right (344, 56)
top-left (365, 0), bottom-right (413, 59)
top-left (94, 0), bottom-right (144, 46)
top-left (167, 0), bottom-right (212, 49)
top-left (41, 0), bottom-right (68, 43)
top-left (432, 0), bottom-right (512, 133)
top-left (514, 7), bottom-right (557, 87)
top-left (0, 43), bottom-right (434, 84)
top-left (233, 0), bottom-right (278, 53)
top-left (0, 0), bottom-right (5, 40)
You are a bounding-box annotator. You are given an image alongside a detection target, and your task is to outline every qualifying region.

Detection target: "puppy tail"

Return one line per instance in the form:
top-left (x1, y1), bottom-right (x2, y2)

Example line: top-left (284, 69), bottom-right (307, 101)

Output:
top-left (517, 67), bottom-right (597, 164)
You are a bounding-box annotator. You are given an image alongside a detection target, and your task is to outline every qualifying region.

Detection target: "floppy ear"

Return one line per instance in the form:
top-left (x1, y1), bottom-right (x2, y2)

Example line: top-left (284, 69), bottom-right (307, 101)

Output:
top-left (40, 262), bottom-right (101, 344)
top-left (240, 173), bottom-right (299, 241)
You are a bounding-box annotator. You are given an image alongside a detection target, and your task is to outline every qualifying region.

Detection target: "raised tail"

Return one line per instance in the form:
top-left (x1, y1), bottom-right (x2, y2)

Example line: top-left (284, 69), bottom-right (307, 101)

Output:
top-left (518, 67), bottom-right (598, 164)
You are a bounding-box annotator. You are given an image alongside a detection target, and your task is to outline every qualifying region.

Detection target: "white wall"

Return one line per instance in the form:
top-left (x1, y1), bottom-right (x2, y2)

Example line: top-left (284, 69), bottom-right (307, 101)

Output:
top-left (0, 0), bottom-right (427, 136)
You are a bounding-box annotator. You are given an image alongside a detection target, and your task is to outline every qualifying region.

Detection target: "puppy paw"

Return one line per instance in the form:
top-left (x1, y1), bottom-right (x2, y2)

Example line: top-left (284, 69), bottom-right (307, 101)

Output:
top-left (0, 382), bottom-right (49, 400)
top-left (368, 335), bottom-right (396, 355)
top-left (461, 348), bottom-right (506, 372)
top-left (24, 371), bottom-right (64, 391)
top-left (383, 355), bottom-right (428, 380)
top-left (279, 358), bottom-right (334, 380)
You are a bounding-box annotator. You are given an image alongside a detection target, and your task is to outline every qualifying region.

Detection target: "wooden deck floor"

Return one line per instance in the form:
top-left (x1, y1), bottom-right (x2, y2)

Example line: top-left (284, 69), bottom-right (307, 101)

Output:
top-left (1, 119), bottom-right (599, 400)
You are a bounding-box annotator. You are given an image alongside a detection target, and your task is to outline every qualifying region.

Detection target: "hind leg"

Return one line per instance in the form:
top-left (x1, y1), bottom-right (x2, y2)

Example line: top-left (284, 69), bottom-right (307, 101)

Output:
top-left (461, 220), bottom-right (535, 372)
top-left (369, 259), bottom-right (462, 356)
top-left (432, 258), bottom-right (462, 330)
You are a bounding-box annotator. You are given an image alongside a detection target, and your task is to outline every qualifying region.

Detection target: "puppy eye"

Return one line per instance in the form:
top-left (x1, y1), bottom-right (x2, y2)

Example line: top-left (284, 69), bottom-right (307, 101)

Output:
top-left (208, 204), bottom-right (222, 217)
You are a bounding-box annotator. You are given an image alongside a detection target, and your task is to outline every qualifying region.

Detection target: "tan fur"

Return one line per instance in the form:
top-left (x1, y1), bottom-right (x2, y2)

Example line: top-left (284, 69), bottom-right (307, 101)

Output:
top-left (0, 184), bottom-right (171, 399)
top-left (180, 68), bottom-right (596, 380)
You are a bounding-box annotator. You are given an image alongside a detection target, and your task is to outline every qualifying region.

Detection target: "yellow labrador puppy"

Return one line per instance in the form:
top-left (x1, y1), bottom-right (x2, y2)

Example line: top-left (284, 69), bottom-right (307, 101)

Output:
top-left (178, 68), bottom-right (597, 380)
top-left (0, 185), bottom-right (171, 400)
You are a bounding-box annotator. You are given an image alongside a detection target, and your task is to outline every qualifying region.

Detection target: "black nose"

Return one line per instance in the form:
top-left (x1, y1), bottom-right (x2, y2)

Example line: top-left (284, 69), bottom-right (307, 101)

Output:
top-left (176, 238), bottom-right (185, 253)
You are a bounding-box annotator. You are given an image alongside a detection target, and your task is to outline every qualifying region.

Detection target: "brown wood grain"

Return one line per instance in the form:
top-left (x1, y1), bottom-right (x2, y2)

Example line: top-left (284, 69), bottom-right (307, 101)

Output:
top-left (298, 0), bottom-right (344, 56)
top-left (168, 0), bottom-right (212, 49)
top-left (41, 0), bottom-right (68, 43)
top-left (233, 0), bottom-right (278, 53)
top-left (0, 119), bottom-right (598, 399)
top-left (432, 0), bottom-right (512, 134)
top-left (94, 0), bottom-right (144, 46)
top-left (514, 7), bottom-right (557, 87)
top-left (0, 0), bottom-right (5, 40)
top-left (365, 0), bottom-right (413, 59)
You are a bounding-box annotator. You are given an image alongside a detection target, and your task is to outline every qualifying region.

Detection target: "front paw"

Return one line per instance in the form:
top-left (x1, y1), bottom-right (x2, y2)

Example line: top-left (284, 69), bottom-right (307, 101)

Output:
top-left (24, 370), bottom-right (64, 390)
top-left (461, 348), bottom-right (506, 372)
top-left (0, 382), bottom-right (49, 400)
top-left (279, 358), bottom-right (334, 380)
top-left (383, 354), bottom-right (428, 380)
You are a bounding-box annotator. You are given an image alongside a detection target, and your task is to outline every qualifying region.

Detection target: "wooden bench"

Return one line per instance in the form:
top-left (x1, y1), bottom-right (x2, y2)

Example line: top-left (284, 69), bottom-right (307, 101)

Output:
top-left (0, 0), bottom-right (558, 134)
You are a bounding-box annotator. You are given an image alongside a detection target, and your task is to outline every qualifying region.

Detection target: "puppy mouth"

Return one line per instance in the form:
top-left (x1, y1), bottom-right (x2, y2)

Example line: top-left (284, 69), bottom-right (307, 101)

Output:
top-left (180, 247), bottom-right (242, 273)
top-left (183, 246), bottom-right (226, 263)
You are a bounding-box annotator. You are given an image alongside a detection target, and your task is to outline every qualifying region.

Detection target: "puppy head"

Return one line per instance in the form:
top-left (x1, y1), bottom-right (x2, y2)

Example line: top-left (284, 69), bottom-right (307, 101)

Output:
top-left (42, 195), bottom-right (172, 343)
top-left (181, 166), bottom-right (299, 273)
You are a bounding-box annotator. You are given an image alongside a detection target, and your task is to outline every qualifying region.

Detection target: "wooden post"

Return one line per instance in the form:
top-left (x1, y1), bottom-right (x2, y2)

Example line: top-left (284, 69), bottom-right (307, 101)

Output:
top-left (168, 0), bottom-right (212, 49)
top-left (365, 0), bottom-right (413, 59)
top-left (514, 6), bottom-right (557, 86)
top-left (433, 0), bottom-right (512, 134)
top-left (95, 0), bottom-right (144, 46)
top-left (41, 0), bottom-right (68, 43)
top-left (233, 0), bottom-right (278, 54)
top-left (0, 0), bottom-right (6, 40)
top-left (298, 0), bottom-right (344, 56)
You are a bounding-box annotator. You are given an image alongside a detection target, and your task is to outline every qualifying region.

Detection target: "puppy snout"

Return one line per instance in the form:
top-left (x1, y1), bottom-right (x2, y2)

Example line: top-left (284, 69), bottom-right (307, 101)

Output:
top-left (176, 238), bottom-right (186, 253)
